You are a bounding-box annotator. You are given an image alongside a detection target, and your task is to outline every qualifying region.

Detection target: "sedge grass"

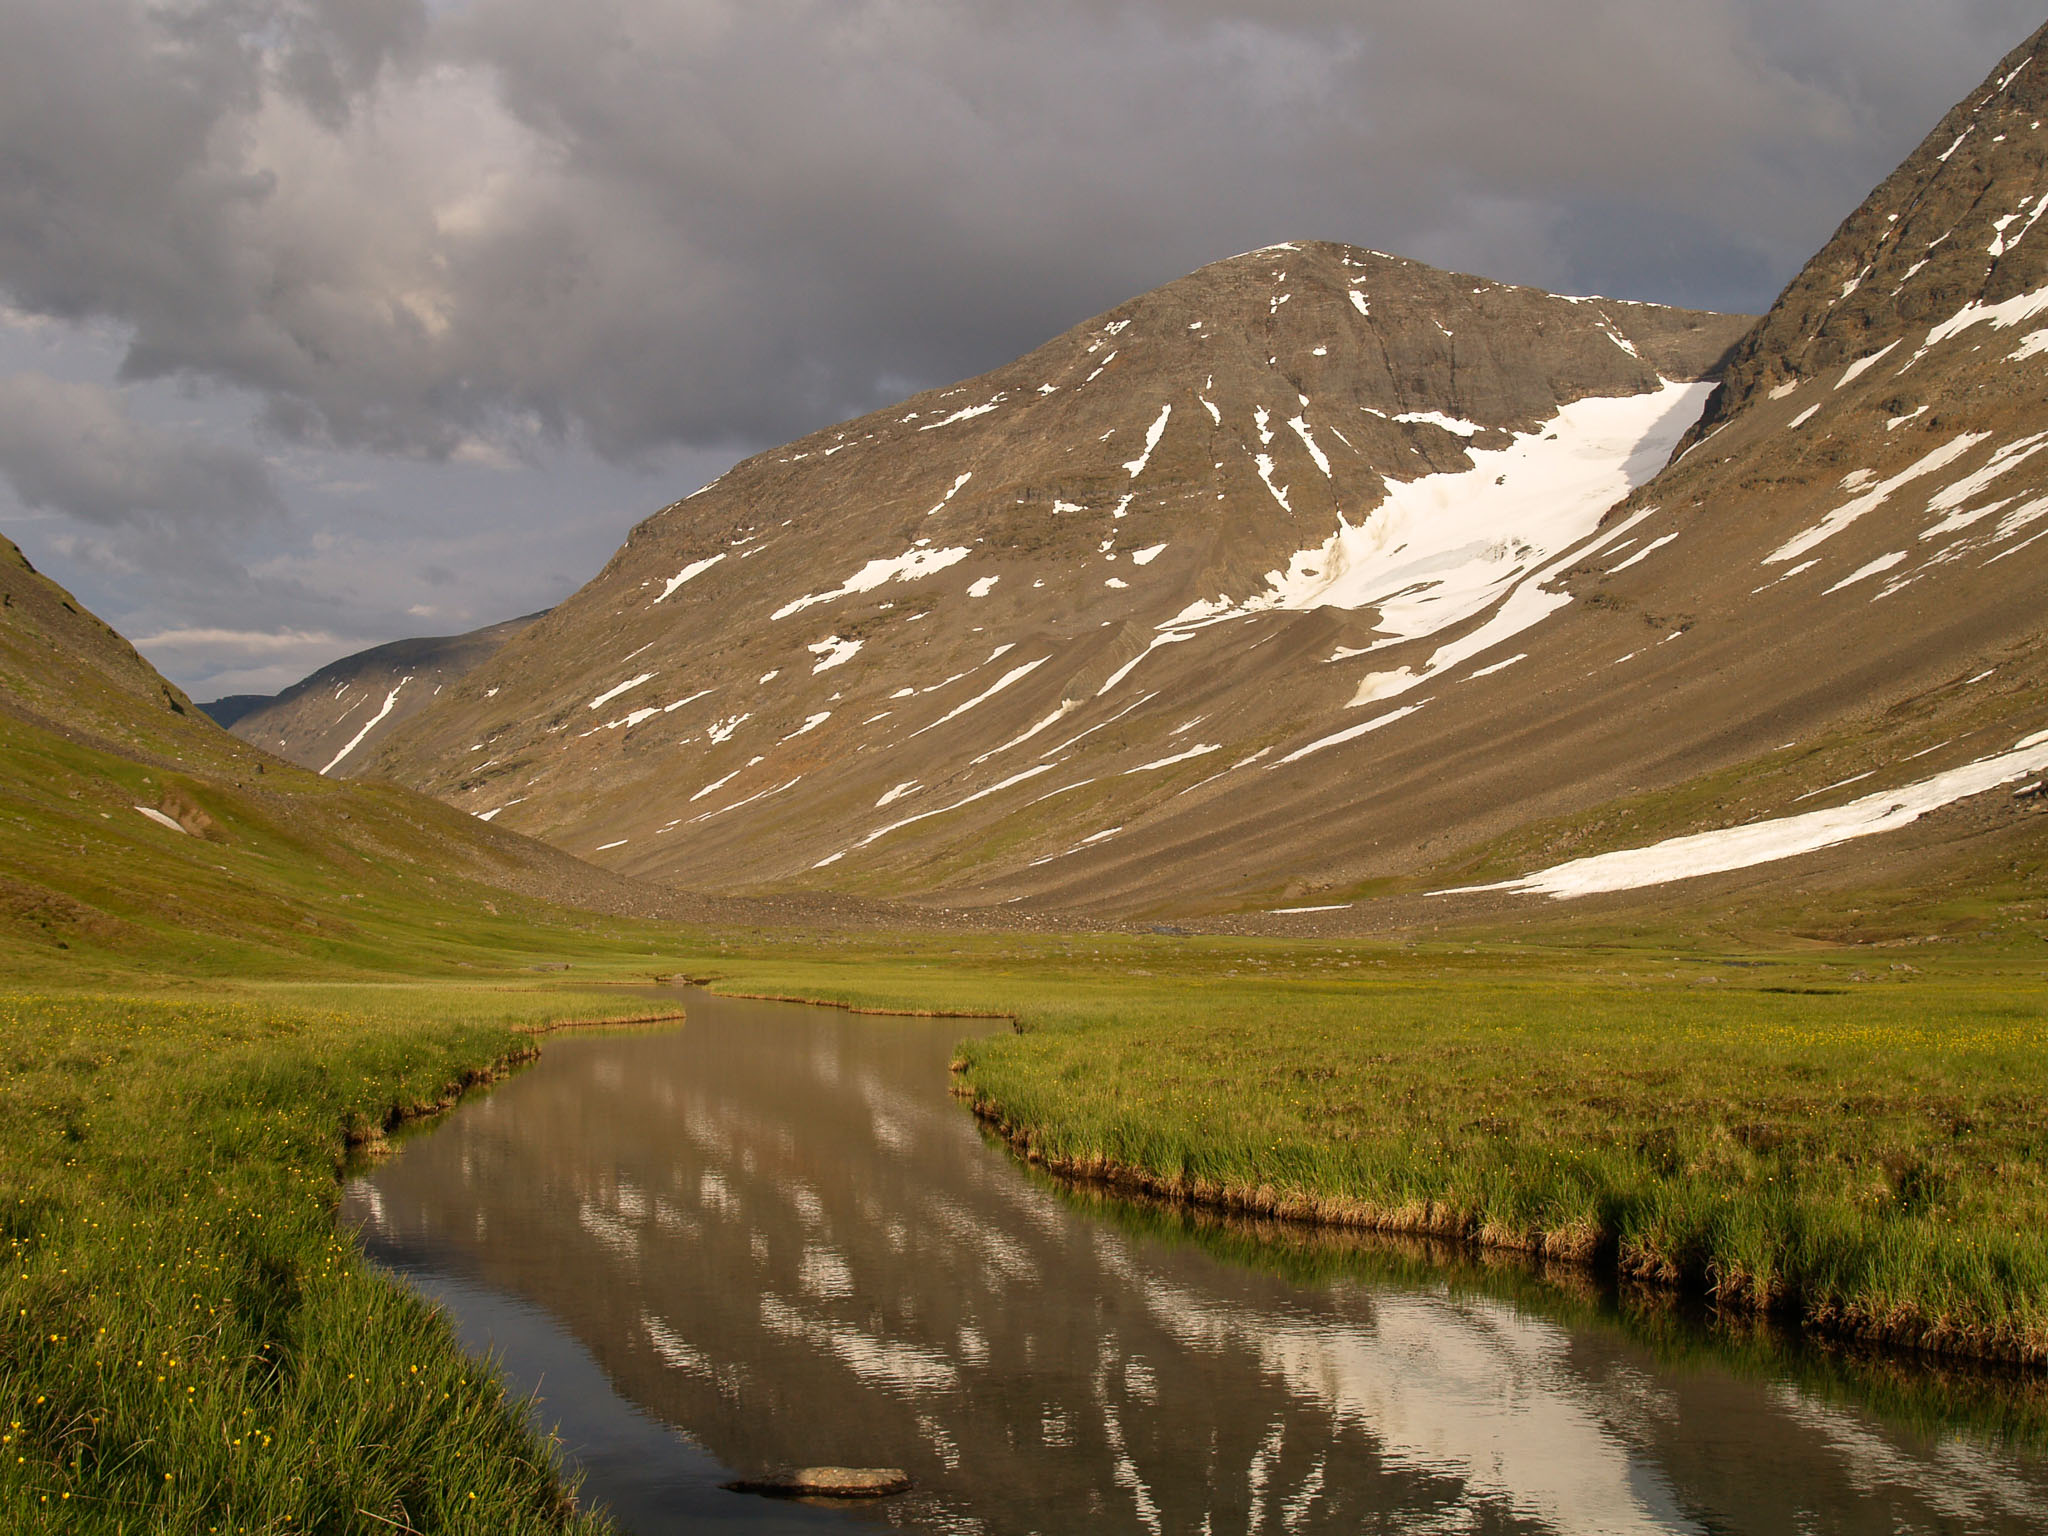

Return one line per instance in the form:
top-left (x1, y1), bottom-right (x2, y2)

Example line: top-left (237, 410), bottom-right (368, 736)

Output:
top-left (667, 931), bottom-right (2048, 1365)
top-left (0, 982), bottom-right (685, 1535)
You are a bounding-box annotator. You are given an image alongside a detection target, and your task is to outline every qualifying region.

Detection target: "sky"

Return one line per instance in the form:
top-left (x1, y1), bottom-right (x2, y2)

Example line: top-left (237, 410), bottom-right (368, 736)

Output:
top-left (0, 1), bottom-right (2041, 699)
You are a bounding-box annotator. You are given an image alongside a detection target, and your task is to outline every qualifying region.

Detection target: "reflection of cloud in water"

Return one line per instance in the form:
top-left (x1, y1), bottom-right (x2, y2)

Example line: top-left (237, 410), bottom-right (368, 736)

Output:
top-left (798, 1243), bottom-right (855, 1299)
top-left (575, 1200), bottom-right (639, 1260)
top-left (921, 1190), bottom-right (1037, 1283)
top-left (1134, 1265), bottom-right (1692, 1536)
top-left (640, 1313), bottom-right (713, 1377)
top-left (758, 1292), bottom-right (960, 1395)
top-left (1768, 1385), bottom-right (2048, 1525)
top-left (1098, 1395), bottom-right (1165, 1536)
top-left (695, 1168), bottom-right (738, 1218)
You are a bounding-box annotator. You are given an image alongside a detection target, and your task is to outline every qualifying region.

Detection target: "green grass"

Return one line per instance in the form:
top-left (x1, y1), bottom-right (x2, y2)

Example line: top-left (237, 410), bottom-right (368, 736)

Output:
top-left (5, 612), bottom-right (2048, 1525)
top-left (0, 694), bottom-right (710, 1532)
top-left (0, 981), bottom-right (694, 1534)
top-left (656, 930), bottom-right (2048, 1365)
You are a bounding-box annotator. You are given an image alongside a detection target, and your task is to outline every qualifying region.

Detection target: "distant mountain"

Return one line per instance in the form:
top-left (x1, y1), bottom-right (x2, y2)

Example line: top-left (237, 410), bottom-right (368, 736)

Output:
top-left (364, 242), bottom-right (1744, 904)
top-left (361, 23), bottom-right (2048, 922)
top-left (204, 613), bottom-right (545, 777)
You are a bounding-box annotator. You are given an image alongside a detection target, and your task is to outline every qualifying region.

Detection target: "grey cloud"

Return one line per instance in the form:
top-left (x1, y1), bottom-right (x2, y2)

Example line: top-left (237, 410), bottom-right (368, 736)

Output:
top-left (0, 373), bottom-right (285, 528)
top-left (0, 0), bottom-right (2042, 473)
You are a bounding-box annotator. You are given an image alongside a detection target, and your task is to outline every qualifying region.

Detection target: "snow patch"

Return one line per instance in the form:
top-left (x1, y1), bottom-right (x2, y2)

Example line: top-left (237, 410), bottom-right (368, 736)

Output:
top-left (588, 673), bottom-right (656, 711)
top-left (1168, 383), bottom-right (1708, 692)
top-left (1288, 416), bottom-right (1333, 477)
top-left (967, 575), bottom-right (1000, 598)
top-left (919, 394), bottom-right (1005, 432)
top-left (1835, 341), bottom-right (1900, 389)
top-left (2008, 327), bottom-right (2048, 363)
top-left (971, 701), bottom-right (1079, 765)
top-left (1098, 632), bottom-right (1194, 697)
top-left (324, 676), bottom-right (410, 773)
top-left (1253, 454), bottom-right (1291, 512)
top-left (1466, 652), bottom-right (1527, 680)
top-left (774, 546), bottom-right (972, 620)
top-left (691, 769), bottom-right (741, 802)
top-left (814, 762), bottom-right (1062, 867)
top-left (1277, 703), bottom-right (1427, 765)
top-left (1123, 742), bottom-right (1221, 774)
top-left (1394, 411), bottom-right (1485, 437)
top-left (1766, 433), bottom-right (1990, 564)
top-left (656, 553), bottom-right (725, 602)
top-left (1130, 543), bottom-right (1167, 566)
top-left (1121, 405), bottom-right (1172, 479)
top-left (808, 636), bottom-right (862, 673)
top-left (926, 471), bottom-right (973, 516)
top-left (1824, 551), bottom-right (1908, 593)
top-left (909, 658), bottom-right (1049, 739)
top-left (1607, 532), bottom-right (1678, 573)
top-left (1917, 282), bottom-right (2048, 359)
top-left (1445, 727), bottom-right (2048, 900)
top-left (133, 805), bottom-right (188, 835)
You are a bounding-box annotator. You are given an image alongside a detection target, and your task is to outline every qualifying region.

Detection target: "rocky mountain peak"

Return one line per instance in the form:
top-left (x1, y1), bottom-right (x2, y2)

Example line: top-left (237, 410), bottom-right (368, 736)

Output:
top-left (1688, 21), bottom-right (2048, 444)
top-left (359, 242), bottom-right (1745, 904)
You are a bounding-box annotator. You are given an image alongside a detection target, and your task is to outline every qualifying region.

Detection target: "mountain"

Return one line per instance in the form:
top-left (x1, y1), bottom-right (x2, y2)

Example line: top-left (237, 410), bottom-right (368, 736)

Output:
top-left (202, 612), bottom-right (545, 776)
top-left (362, 22), bottom-right (2048, 923)
top-left (0, 534), bottom-right (682, 969)
top-left (363, 244), bottom-right (1746, 904)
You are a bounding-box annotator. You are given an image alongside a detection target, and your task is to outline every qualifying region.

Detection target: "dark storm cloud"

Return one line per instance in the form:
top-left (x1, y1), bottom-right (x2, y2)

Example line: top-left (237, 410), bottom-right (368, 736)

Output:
top-left (0, 0), bottom-right (2041, 466)
top-left (0, 374), bottom-right (285, 528)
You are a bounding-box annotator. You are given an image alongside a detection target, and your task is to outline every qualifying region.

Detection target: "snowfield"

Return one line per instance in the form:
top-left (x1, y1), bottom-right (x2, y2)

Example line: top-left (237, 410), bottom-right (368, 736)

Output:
top-left (1444, 727), bottom-right (2048, 900)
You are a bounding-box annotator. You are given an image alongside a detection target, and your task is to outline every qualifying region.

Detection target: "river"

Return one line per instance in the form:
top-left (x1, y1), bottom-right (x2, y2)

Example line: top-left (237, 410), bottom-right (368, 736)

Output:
top-left (340, 990), bottom-right (2048, 1534)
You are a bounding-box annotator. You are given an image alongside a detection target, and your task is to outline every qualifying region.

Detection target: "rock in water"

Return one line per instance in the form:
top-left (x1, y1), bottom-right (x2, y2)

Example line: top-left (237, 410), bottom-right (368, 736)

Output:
top-left (724, 1465), bottom-right (912, 1498)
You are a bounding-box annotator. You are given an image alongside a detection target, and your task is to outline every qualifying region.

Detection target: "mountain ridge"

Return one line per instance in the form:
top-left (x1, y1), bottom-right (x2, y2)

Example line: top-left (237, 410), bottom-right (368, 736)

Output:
top-left (362, 241), bottom-right (1750, 911)
top-left (321, 20), bottom-right (2048, 923)
top-left (204, 611), bottom-right (547, 776)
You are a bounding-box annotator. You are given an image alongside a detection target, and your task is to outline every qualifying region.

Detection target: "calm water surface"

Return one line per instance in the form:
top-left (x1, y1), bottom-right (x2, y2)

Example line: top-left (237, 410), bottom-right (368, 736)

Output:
top-left (341, 992), bottom-right (2048, 1535)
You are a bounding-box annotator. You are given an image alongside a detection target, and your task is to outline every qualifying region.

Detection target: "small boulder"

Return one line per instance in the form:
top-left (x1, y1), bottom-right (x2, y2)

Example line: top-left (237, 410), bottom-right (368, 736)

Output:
top-left (725, 1466), bottom-right (911, 1499)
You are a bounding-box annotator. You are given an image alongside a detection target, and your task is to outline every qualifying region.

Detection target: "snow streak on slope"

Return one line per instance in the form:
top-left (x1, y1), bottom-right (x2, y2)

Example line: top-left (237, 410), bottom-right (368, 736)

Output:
top-left (656, 553), bottom-right (725, 602)
top-left (323, 677), bottom-right (411, 774)
top-left (773, 546), bottom-right (973, 621)
top-left (1170, 380), bottom-right (1712, 654)
top-left (1446, 727), bottom-right (2048, 900)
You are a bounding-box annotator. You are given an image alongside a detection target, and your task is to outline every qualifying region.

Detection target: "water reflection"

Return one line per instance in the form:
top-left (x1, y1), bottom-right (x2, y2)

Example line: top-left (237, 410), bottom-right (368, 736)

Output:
top-left (342, 993), bottom-right (2048, 1534)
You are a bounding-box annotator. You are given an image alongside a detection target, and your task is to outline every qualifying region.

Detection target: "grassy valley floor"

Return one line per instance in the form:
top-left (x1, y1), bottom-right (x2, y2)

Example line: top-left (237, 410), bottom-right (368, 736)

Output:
top-left (675, 926), bottom-right (2048, 1366)
top-left (6, 917), bottom-right (2047, 1530)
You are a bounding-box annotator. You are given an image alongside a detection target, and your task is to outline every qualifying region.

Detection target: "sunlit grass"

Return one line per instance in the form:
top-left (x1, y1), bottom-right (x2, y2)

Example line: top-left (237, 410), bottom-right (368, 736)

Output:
top-left (672, 933), bottom-right (2048, 1364)
top-left (0, 984), bottom-right (688, 1534)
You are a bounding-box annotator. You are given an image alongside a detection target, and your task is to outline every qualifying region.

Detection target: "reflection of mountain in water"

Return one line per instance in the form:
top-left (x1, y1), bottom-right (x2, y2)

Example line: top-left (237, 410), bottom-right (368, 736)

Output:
top-left (343, 996), bottom-right (2048, 1535)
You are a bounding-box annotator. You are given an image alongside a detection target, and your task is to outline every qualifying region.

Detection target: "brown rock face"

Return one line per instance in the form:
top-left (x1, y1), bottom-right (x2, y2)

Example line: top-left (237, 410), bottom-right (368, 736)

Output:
top-left (364, 242), bottom-right (1747, 908)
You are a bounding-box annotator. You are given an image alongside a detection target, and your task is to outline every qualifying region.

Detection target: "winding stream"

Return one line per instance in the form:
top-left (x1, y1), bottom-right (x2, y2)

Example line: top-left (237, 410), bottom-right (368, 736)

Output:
top-left (341, 991), bottom-right (2048, 1534)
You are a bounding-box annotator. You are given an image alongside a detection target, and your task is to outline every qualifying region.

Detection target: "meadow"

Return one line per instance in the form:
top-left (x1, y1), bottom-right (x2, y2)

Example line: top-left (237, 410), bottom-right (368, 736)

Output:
top-left (6, 921), bottom-right (2047, 1531)
top-left (3, 700), bottom-right (2046, 1529)
top-left (673, 927), bottom-right (2048, 1364)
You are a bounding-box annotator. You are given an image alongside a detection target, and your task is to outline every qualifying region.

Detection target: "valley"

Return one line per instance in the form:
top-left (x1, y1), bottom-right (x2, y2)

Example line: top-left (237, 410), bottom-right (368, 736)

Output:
top-left (4, 15), bottom-right (2048, 1536)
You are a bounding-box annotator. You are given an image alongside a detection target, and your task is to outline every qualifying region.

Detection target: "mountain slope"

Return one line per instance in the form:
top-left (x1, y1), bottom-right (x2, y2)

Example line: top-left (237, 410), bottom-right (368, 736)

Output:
top-left (0, 535), bottom-right (687, 972)
top-left (203, 612), bottom-right (545, 776)
top-left (365, 23), bottom-right (2048, 922)
top-left (365, 243), bottom-right (1746, 904)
